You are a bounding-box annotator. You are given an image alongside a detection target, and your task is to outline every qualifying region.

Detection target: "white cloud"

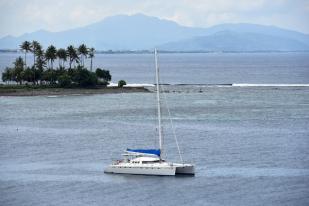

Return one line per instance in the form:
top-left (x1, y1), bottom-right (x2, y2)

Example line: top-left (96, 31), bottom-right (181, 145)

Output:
top-left (0, 0), bottom-right (308, 38)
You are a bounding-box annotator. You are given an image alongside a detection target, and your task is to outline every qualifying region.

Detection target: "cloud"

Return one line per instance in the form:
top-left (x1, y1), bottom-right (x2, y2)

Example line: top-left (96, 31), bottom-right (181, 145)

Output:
top-left (0, 0), bottom-right (308, 38)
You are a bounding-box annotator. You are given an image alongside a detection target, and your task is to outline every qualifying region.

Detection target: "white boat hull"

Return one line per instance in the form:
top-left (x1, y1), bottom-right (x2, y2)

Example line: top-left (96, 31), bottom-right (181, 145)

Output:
top-left (104, 163), bottom-right (195, 176)
top-left (104, 164), bottom-right (176, 176)
top-left (104, 51), bottom-right (196, 177)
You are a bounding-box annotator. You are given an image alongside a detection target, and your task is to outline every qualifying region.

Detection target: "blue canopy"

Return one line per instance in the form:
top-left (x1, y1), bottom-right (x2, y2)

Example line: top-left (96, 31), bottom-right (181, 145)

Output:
top-left (127, 149), bottom-right (161, 156)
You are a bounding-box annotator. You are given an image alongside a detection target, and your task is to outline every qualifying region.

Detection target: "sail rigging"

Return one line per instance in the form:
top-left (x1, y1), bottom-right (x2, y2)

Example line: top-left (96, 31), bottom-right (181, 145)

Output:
top-left (155, 48), bottom-right (163, 158)
top-left (104, 48), bottom-right (194, 176)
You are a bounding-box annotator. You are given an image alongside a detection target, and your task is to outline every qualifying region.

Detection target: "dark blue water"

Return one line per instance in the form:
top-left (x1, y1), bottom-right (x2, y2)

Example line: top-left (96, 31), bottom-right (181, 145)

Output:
top-left (1, 86), bottom-right (309, 206)
top-left (1, 52), bottom-right (309, 84)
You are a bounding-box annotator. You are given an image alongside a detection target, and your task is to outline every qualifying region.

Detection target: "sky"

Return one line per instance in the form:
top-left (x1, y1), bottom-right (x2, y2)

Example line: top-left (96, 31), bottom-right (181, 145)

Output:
top-left (0, 0), bottom-right (308, 38)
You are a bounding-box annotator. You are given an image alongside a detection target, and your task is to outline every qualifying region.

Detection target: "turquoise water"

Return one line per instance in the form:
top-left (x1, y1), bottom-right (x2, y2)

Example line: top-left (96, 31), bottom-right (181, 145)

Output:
top-left (1, 86), bottom-right (309, 205)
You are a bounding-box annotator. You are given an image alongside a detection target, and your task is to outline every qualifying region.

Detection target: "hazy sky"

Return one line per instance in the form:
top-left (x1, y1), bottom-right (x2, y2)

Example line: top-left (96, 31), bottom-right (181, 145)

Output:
top-left (0, 0), bottom-right (308, 38)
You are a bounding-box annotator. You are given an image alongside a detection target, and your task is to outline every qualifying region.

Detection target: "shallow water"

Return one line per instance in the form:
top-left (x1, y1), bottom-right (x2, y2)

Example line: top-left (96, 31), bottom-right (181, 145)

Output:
top-left (1, 86), bottom-right (309, 205)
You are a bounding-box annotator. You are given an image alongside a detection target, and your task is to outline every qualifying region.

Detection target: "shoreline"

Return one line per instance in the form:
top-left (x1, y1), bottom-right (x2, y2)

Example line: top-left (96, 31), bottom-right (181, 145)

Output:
top-left (1, 83), bottom-right (308, 97)
top-left (0, 86), bottom-right (149, 96)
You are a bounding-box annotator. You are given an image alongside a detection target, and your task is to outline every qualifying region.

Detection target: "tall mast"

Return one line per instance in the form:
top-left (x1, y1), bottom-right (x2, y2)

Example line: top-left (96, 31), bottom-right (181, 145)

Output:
top-left (155, 48), bottom-right (163, 158)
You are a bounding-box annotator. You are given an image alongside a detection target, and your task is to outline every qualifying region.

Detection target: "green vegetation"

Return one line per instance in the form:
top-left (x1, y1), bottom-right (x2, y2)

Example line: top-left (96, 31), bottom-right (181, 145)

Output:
top-left (20, 41), bottom-right (31, 68)
top-left (2, 41), bottom-right (113, 88)
top-left (118, 80), bottom-right (126, 88)
top-left (96, 68), bottom-right (111, 84)
top-left (88, 47), bottom-right (95, 71)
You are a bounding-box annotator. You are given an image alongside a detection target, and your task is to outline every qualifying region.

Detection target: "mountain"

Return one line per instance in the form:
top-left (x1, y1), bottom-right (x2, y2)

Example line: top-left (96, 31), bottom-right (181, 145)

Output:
top-left (0, 14), bottom-right (206, 50)
top-left (1, 13), bottom-right (309, 51)
top-left (158, 30), bottom-right (309, 51)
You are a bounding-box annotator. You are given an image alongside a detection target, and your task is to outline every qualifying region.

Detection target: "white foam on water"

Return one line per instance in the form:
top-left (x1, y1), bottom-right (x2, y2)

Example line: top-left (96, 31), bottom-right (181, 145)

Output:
top-left (107, 82), bottom-right (118, 87)
top-left (108, 83), bottom-right (309, 88)
top-left (232, 83), bottom-right (309, 87)
top-left (124, 83), bottom-right (154, 87)
top-left (46, 95), bottom-right (59, 98)
top-left (107, 82), bottom-right (154, 87)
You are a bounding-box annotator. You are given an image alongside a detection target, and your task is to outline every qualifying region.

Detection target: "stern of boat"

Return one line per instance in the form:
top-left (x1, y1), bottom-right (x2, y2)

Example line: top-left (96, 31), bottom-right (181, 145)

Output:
top-left (175, 164), bottom-right (195, 175)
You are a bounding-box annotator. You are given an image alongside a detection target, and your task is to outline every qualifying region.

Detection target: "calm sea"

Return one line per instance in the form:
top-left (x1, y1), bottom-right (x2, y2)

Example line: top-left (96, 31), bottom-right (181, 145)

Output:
top-left (0, 52), bottom-right (309, 206)
top-left (0, 52), bottom-right (309, 84)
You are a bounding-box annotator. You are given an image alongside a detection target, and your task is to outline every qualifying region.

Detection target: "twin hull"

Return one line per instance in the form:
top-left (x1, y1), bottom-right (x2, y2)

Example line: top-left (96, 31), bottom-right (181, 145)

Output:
top-left (104, 164), bottom-right (194, 176)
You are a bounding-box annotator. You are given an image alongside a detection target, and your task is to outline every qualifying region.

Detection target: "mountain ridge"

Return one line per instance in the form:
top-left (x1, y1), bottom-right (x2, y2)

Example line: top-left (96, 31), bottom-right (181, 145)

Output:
top-left (1, 13), bottom-right (309, 51)
top-left (158, 30), bottom-right (309, 51)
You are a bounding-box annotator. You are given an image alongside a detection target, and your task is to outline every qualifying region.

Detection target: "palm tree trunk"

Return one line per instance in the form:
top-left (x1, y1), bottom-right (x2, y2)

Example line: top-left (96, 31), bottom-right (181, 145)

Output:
top-left (90, 58), bottom-right (92, 71)
top-left (24, 52), bottom-right (27, 68)
top-left (33, 53), bottom-right (35, 69)
top-left (33, 69), bottom-right (36, 85)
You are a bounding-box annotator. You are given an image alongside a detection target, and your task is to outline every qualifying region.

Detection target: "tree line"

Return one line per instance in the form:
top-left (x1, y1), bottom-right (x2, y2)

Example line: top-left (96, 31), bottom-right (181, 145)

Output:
top-left (1, 41), bottom-right (111, 87)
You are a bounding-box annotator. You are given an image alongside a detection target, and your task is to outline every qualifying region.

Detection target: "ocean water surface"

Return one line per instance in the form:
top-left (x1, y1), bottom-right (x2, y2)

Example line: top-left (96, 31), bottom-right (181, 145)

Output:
top-left (1, 86), bottom-right (309, 206)
top-left (1, 52), bottom-right (309, 205)
top-left (1, 52), bottom-right (309, 84)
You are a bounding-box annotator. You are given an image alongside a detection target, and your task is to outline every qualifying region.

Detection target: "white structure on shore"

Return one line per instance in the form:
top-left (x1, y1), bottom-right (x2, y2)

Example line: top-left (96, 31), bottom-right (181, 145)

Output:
top-left (104, 49), bottom-right (195, 176)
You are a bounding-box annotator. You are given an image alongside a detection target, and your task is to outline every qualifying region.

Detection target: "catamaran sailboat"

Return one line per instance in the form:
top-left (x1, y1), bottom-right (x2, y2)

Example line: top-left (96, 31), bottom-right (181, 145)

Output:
top-left (104, 49), bottom-right (195, 176)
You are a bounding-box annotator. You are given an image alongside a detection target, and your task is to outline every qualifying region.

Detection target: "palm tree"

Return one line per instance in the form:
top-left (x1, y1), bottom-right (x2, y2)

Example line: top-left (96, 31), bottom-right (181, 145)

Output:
top-left (67, 45), bottom-right (79, 69)
top-left (78, 44), bottom-right (88, 67)
top-left (45, 45), bottom-right (57, 69)
top-left (2, 67), bottom-right (13, 84)
top-left (13, 57), bottom-right (24, 85)
top-left (57, 48), bottom-right (67, 68)
top-left (35, 47), bottom-right (46, 84)
top-left (88, 47), bottom-right (95, 71)
top-left (31, 42), bottom-right (43, 85)
top-left (20, 41), bottom-right (31, 68)
top-left (35, 46), bottom-right (45, 68)
top-left (31, 41), bottom-right (41, 68)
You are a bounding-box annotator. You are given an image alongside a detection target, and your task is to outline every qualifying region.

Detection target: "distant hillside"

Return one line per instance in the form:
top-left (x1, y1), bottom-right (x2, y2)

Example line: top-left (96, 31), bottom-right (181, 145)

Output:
top-left (158, 31), bottom-right (309, 51)
top-left (0, 14), bottom-right (206, 50)
top-left (1, 13), bottom-right (309, 51)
